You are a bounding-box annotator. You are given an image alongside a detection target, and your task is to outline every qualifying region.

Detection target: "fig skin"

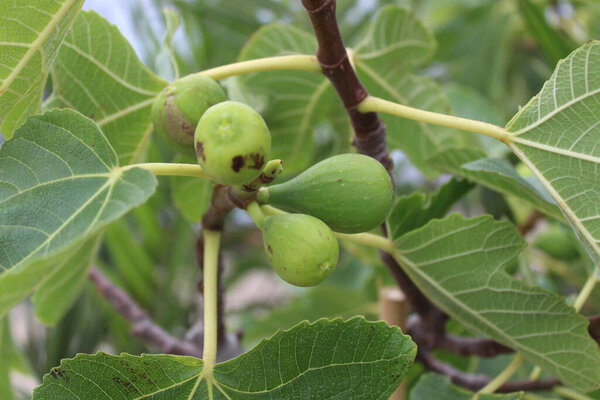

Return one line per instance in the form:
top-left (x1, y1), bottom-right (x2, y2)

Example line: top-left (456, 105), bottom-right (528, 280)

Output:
top-left (258, 154), bottom-right (393, 233)
top-left (195, 101), bottom-right (271, 186)
top-left (262, 214), bottom-right (339, 287)
top-left (151, 74), bottom-right (227, 156)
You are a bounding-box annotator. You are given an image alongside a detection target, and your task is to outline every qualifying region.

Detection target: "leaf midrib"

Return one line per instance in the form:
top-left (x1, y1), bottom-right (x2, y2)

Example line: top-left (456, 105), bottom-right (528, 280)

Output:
top-left (509, 142), bottom-right (600, 258)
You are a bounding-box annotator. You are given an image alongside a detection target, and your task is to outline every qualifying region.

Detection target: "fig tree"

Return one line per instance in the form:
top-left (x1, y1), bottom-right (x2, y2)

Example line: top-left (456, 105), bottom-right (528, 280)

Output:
top-left (151, 74), bottom-right (227, 156)
top-left (195, 101), bottom-right (271, 186)
top-left (262, 214), bottom-right (339, 287)
top-left (258, 154), bottom-right (393, 233)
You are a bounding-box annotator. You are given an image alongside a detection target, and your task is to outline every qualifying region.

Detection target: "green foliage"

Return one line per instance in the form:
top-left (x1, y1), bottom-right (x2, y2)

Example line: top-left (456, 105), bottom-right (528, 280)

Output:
top-left (429, 148), bottom-right (563, 220)
top-left (2, 1), bottom-right (600, 398)
top-left (411, 374), bottom-right (524, 400)
top-left (33, 318), bottom-right (416, 399)
top-left (0, 109), bottom-right (156, 320)
top-left (505, 41), bottom-right (600, 267)
top-left (392, 213), bottom-right (600, 391)
top-left (0, 0), bottom-right (83, 137)
top-left (388, 178), bottom-right (473, 240)
top-left (45, 11), bottom-right (167, 165)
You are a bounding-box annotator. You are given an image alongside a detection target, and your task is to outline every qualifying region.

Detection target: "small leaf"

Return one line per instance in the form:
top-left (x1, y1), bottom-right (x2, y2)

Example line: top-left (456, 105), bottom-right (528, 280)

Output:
top-left (0, 110), bottom-right (156, 317)
top-left (47, 11), bottom-right (167, 165)
top-left (394, 214), bottom-right (600, 391)
top-left (33, 318), bottom-right (416, 399)
top-left (388, 178), bottom-right (474, 240)
top-left (505, 41), bottom-right (600, 266)
top-left (429, 148), bottom-right (562, 220)
top-left (0, 0), bottom-right (84, 137)
top-left (411, 374), bottom-right (524, 400)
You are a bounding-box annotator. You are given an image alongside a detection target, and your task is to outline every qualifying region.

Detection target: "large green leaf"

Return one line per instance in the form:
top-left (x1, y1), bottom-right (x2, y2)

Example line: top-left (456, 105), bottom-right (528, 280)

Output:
top-left (505, 41), bottom-right (600, 266)
top-left (237, 24), bottom-right (339, 173)
top-left (0, 109), bottom-right (156, 317)
top-left (411, 374), bottom-right (524, 400)
top-left (0, 0), bottom-right (83, 137)
top-left (393, 214), bottom-right (600, 391)
top-left (429, 148), bottom-right (562, 220)
top-left (354, 7), bottom-right (472, 176)
top-left (33, 317), bottom-right (416, 399)
top-left (46, 11), bottom-right (167, 165)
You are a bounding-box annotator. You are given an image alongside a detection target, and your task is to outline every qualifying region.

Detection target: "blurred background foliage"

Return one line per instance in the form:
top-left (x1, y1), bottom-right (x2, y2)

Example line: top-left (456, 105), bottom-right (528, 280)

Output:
top-left (6, 0), bottom-right (600, 398)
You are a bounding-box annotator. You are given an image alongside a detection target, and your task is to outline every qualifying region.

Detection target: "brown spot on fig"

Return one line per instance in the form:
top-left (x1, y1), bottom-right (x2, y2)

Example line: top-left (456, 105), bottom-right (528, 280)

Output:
top-left (249, 153), bottom-right (265, 170)
top-left (267, 244), bottom-right (273, 254)
top-left (196, 142), bottom-right (205, 161)
top-left (231, 155), bottom-right (245, 172)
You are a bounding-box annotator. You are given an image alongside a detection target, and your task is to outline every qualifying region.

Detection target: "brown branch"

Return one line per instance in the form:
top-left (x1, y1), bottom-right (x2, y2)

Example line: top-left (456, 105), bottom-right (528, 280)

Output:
top-left (301, 0), bottom-right (391, 170)
top-left (89, 267), bottom-right (200, 356)
top-left (418, 350), bottom-right (560, 392)
top-left (518, 210), bottom-right (544, 236)
top-left (301, 0), bottom-right (453, 350)
top-left (436, 334), bottom-right (514, 357)
top-left (589, 314), bottom-right (600, 343)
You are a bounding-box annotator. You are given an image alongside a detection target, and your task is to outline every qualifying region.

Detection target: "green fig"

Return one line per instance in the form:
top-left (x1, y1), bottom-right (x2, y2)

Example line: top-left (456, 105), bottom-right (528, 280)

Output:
top-left (258, 154), bottom-right (393, 233)
top-left (533, 224), bottom-right (580, 260)
top-left (262, 214), bottom-right (339, 287)
top-left (151, 74), bottom-right (227, 156)
top-left (195, 101), bottom-right (271, 186)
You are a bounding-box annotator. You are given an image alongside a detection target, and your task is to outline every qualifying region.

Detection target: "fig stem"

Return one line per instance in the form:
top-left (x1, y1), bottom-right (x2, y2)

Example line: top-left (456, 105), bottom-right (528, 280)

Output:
top-left (197, 55), bottom-right (321, 80)
top-left (201, 230), bottom-right (221, 379)
top-left (477, 354), bottom-right (525, 395)
top-left (260, 205), bottom-right (395, 252)
top-left (246, 202), bottom-right (265, 229)
top-left (359, 96), bottom-right (510, 143)
top-left (121, 162), bottom-right (207, 178)
top-left (573, 271), bottom-right (599, 312)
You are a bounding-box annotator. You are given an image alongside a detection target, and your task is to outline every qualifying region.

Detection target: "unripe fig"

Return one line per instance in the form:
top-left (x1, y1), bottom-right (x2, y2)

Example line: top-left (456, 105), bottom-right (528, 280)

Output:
top-left (262, 214), bottom-right (339, 287)
top-left (258, 154), bottom-right (393, 233)
top-left (151, 74), bottom-right (227, 156)
top-left (195, 101), bottom-right (271, 186)
top-left (534, 224), bottom-right (579, 260)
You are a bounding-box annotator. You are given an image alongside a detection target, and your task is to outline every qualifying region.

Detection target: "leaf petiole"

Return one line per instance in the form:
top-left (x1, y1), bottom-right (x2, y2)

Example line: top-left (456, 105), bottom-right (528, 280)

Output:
top-left (358, 96), bottom-right (510, 142)
top-left (201, 230), bottom-right (221, 382)
top-left (197, 55), bottom-right (321, 80)
top-left (476, 354), bottom-right (525, 396)
top-left (121, 162), bottom-right (207, 178)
